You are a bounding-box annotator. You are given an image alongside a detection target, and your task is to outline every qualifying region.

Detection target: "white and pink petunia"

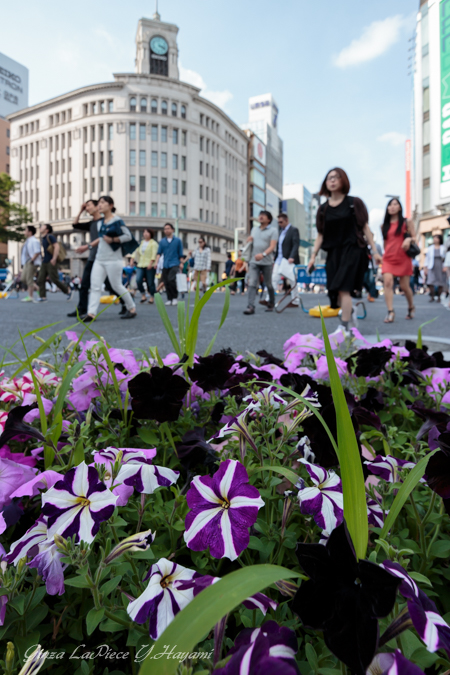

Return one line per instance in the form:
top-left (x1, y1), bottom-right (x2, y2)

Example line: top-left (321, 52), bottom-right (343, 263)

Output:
top-left (42, 461), bottom-right (117, 544)
top-left (297, 459), bottom-right (343, 532)
top-left (183, 459), bottom-right (264, 561)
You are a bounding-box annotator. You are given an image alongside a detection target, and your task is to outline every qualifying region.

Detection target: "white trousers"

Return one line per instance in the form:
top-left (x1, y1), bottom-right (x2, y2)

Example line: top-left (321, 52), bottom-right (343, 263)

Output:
top-left (87, 259), bottom-right (136, 316)
top-left (272, 262), bottom-right (299, 301)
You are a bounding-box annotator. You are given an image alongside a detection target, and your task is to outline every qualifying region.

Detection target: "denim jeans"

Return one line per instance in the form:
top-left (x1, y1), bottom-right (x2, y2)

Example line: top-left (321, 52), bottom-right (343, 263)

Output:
top-left (136, 267), bottom-right (156, 296)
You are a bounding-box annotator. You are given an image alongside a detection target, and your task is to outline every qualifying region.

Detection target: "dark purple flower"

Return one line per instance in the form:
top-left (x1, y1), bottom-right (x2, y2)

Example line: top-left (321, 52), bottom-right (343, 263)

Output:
top-left (188, 353), bottom-right (235, 392)
top-left (175, 427), bottom-right (218, 472)
top-left (0, 403), bottom-right (45, 448)
top-left (128, 366), bottom-right (190, 422)
top-left (214, 621), bottom-right (300, 675)
top-left (351, 346), bottom-right (393, 378)
top-left (402, 343), bottom-right (436, 371)
top-left (257, 349), bottom-right (285, 367)
top-left (291, 522), bottom-right (400, 675)
top-left (409, 401), bottom-right (450, 442)
top-left (423, 442), bottom-right (450, 514)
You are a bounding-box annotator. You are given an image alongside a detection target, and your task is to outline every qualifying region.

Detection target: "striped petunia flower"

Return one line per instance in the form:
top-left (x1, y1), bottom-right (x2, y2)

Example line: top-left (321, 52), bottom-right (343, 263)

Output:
top-left (42, 462), bottom-right (118, 544)
top-left (296, 459), bottom-right (344, 532)
top-left (242, 385), bottom-right (287, 413)
top-left (183, 459), bottom-right (264, 561)
top-left (365, 455), bottom-right (416, 483)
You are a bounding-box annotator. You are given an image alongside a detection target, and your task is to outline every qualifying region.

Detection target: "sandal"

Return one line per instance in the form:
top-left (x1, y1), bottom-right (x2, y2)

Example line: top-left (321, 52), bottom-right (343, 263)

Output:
top-left (406, 305), bottom-right (415, 320)
top-left (384, 310), bottom-right (395, 323)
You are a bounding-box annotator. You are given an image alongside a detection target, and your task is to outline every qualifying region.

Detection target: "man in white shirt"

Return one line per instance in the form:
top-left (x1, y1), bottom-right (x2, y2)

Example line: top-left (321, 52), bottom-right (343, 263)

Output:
top-left (272, 213), bottom-right (300, 308)
top-left (20, 225), bottom-right (42, 302)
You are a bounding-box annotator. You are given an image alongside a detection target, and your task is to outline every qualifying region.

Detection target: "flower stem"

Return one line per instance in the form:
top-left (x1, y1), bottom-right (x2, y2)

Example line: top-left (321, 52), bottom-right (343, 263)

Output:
top-left (162, 422), bottom-right (178, 458)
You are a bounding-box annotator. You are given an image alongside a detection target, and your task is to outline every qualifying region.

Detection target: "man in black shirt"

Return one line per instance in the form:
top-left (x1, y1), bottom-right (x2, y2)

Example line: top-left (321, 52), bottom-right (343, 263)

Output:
top-left (37, 224), bottom-right (71, 302)
top-left (67, 200), bottom-right (125, 317)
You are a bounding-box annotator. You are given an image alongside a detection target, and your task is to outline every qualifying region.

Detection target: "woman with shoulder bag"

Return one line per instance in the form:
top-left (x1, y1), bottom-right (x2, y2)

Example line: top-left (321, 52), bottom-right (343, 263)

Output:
top-left (308, 167), bottom-right (381, 330)
top-left (130, 227), bottom-right (158, 304)
top-left (424, 234), bottom-right (446, 303)
top-left (82, 196), bottom-right (137, 321)
top-left (381, 198), bottom-right (417, 322)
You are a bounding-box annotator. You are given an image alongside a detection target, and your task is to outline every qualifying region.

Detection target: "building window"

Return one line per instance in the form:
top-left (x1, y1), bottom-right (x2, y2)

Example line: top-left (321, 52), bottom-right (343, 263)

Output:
top-left (139, 202), bottom-right (146, 216)
top-left (130, 97), bottom-right (137, 112)
top-left (200, 185), bottom-right (203, 199)
top-left (100, 151), bottom-right (104, 166)
top-left (139, 150), bottom-right (146, 166)
top-left (199, 208), bottom-right (203, 221)
top-left (151, 202), bottom-right (158, 216)
top-left (130, 175), bottom-right (136, 191)
top-left (161, 152), bottom-right (167, 168)
top-left (200, 114), bottom-right (204, 125)
top-left (151, 99), bottom-right (157, 114)
top-left (160, 203), bottom-right (167, 217)
top-left (108, 150), bottom-right (113, 165)
top-left (91, 177), bottom-right (95, 193)
top-left (152, 176), bottom-right (158, 193)
top-left (108, 123), bottom-right (113, 140)
top-left (100, 176), bottom-right (104, 192)
top-left (92, 102), bottom-right (97, 115)
top-left (206, 210), bottom-right (209, 222)
top-left (108, 176), bottom-right (113, 191)
top-left (139, 123), bottom-right (146, 140)
top-left (84, 154), bottom-right (87, 169)
top-left (181, 205), bottom-right (186, 219)
top-left (161, 177), bottom-right (167, 193)
top-left (181, 155), bottom-right (186, 171)
top-left (130, 123), bottom-right (136, 140)
top-left (200, 161), bottom-right (203, 175)
top-left (181, 105), bottom-right (186, 119)
top-left (100, 101), bottom-right (105, 113)
top-left (211, 166), bottom-right (214, 180)
top-left (173, 128), bottom-right (178, 144)
top-left (206, 186), bottom-right (209, 200)
top-left (84, 179), bottom-right (87, 194)
top-left (172, 204), bottom-right (178, 218)
top-left (211, 188), bottom-right (214, 202)
top-left (206, 139), bottom-right (210, 153)
top-left (182, 130), bottom-right (187, 146)
top-left (200, 136), bottom-right (204, 151)
top-left (161, 100), bottom-right (168, 115)
top-left (91, 152), bottom-right (95, 166)
top-left (173, 179), bottom-right (178, 195)
top-left (130, 150), bottom-right (136, 166)
top-left (130, 201), bottom-right (136, 215)
top-left (151, 151), bottom-right (158, 167)
top-left (108, 100), bottom-right (113, 113)
top-left (140, 176), bottom-right (146, 191)
top-left (161, 127), bottom-right (167, 142)
top-left (182, 180), bottom-right (186, 196)
top-left (173, 154), bottom-right (178, 169)
top-left (100, 124), bottom-right (104, 140)
top-left (172, 103), bottom-right (177, 117)
top-left (140, 97), bottom-right (147, 112)
top-left (206, 163), bottom-right (209, 177)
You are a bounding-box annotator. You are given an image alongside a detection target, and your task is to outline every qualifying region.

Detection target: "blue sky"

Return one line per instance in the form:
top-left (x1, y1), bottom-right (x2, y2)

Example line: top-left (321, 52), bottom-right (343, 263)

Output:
top-left (2, 0), bottom-right (416, 238)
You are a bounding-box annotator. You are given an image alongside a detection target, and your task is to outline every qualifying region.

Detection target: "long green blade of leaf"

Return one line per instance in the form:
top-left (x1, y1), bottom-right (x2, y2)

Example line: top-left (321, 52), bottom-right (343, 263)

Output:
top-left (250, 465), bottom-right (300, 485)
top-left (138, 564), bottom-right (301, 675)
top-left (177, 300), bottom-right (186, 354)
top-left (321, 314), bottom-right (368, 560)
top-left (376, 449), bottom-right (439, 547)
top-left (417, 317), bottom-right (437, 349)
top-left (52, 360), bottom-right (85, 421)
top-left (154, 292), bottom-right (181, 356)
top-left (204, 286), bottom-right (231, 356)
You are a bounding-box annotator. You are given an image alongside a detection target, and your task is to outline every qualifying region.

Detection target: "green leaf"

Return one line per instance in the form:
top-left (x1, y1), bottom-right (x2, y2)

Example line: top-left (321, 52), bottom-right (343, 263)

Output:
top-left (305, 643), bottom-right (319, 674)
top-left (251, 465), bottom-right (299, 485)
top-left (64, 575), bottom-right (92, 588)
top-left (138, 564), bottom-right (301, 675)
top-left (320, 313), bottom-right (368, 560)
top-left (417, 317), bottom-right (437, 349)
top-left (177, 300), bottom-right (186, 353)
top-left (429, 540), bottom-right (450, 558)
top-left (100, 575), bottom-right (122, 596)
top-left (154, 293), bottom-right (181, 356)
top-left (375, 449), bottom-right (439, 549)
top-left (204, 286), bottom-right (231, 356)
top-left (72, 439), bottom-right (86, 466)
top-left (51, 412), bottom-right (64, 447)
top-left (86, 607), bottom-right (105, 635)
top-left (9, 594), bottom-right (25, 615)
top-left (137, 428), bottom-right (159, 446)
top-left (247, 536), bottom-right (266, 551)
top-left (408, 571), bottom-right (433, 587)
top-left (52, 360), bottom-right (85, 421)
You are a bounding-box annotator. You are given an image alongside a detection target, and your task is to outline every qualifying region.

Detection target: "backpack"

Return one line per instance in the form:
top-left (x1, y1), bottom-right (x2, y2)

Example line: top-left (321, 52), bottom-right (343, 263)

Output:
top-left (46, 237), bottom-right (67, 263)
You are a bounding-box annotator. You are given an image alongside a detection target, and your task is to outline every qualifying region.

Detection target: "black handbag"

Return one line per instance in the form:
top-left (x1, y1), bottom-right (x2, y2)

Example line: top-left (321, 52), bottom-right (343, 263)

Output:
top-left (404, 230), bottom-right (420, 258)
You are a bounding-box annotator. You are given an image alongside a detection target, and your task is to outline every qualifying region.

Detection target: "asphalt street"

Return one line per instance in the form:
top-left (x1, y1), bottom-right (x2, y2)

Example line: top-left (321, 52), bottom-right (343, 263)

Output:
top-left (1, 288), bottom-right (450, 365)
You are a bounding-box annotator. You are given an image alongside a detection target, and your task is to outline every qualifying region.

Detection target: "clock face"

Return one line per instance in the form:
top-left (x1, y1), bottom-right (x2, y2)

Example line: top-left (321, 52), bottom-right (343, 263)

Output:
top-left (150, 36), bottom-right (168, 55)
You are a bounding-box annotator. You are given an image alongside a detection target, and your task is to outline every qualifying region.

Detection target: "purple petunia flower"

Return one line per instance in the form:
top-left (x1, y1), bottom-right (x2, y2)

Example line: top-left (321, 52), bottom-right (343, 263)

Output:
top-left (242, 386), bottom-right (287, 413)
top-left (209, 411), bottom-right (258, 453)
top-left (183, 459), bottom-right (264, 561)
top-left (0, 458), bottom-right (37, 510)
top-left (369, 650), bottom-right (425, 675)
top-left (42, 462), bottom-right (118, 544)
top-left (297, 459), bottom-right (343, 532)
top-left (381, 561), bottom-right (450, 657)
top-left (214, 620), bottom-right (300, 675)
top-left (28, 540), bottom-right (65, 596)
top-left (10, 470), bottom-right (61, 499)
top-left (367, 498), bottom-right (385, 529)
top-left (365, 455), bottom-right (416, 483)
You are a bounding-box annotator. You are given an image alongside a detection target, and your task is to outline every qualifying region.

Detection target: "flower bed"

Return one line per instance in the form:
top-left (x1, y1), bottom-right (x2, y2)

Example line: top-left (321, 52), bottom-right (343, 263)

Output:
top-left (1, 315), bottom-right (450, 675)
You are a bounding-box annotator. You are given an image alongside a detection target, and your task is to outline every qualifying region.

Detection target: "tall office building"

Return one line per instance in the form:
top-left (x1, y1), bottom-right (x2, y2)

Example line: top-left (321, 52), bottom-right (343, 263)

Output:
top-left (242, 94), bottom-right (283, 225)
top-left (7, 12), bottom-right (248, 277)
top-left (282, 183), bottom-right (313, 264)
top-left (413, 0), bottom-right (450, 246)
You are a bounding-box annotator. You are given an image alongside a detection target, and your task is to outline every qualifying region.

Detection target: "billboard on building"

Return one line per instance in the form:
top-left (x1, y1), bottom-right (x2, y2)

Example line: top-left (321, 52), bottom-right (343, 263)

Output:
top-left (0, 52), bottom-right (28, 118)
top-left (251, 135), bottom-right (266, 166)
top-left (440, 0), bottom-right (450, 199)
top-left (248, 93), bottom-right (279, 129)
top-left (405, 139), bottom-right (412, 218)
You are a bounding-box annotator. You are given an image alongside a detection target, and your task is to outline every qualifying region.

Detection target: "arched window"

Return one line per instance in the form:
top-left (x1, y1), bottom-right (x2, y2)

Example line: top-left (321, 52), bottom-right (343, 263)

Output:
top-left (161, 100), bottom-right (168, 115)
top-left (140, 98), bottom-right (147, 112)
top-left (171, 103), bottom-right (177, 117)
top-left (130, 97), bottom-right (137, 112)
top-left (181, 105), bottom-right (186, 119)
top-left (151, 99), bottom-right (158, 114)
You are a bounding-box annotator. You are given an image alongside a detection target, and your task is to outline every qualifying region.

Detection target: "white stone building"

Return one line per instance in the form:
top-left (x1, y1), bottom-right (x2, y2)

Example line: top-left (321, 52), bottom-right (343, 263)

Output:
top-left (7, 12), bottom-right (249, 278)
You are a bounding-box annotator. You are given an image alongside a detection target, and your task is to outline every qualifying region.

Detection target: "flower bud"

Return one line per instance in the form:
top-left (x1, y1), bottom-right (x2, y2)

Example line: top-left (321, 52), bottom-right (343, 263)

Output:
top-left (18, 644), bottom-right (46, 675)
top-left (5, 642), bottom-right (14, 671)
top-left (274, 579), bottom-right (299, 598)
top-left (104, 529), bottom-right (155, 565)
top-left (53, 534), bottom-right (69, 554)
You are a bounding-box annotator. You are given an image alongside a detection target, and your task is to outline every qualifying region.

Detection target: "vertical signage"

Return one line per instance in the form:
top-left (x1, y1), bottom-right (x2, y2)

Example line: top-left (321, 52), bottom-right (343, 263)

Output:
top-left (405, 139), bottom-right (412, 218)
top-left (440, 0), bottom-right (450, 197)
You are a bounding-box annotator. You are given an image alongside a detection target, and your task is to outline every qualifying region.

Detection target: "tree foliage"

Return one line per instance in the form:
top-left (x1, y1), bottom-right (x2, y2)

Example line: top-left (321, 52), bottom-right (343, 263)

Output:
top-left (0, 172), bottom-right (33, 243)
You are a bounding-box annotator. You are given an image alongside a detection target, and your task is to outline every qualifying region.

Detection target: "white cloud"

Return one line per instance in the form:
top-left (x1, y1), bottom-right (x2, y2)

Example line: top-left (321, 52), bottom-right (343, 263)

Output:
top-left (179, 64), bottom-right (233, 110)
top-left (377, 131), bottom-right (407, 147)
top-left (333, 15), bottom-right (405, 68)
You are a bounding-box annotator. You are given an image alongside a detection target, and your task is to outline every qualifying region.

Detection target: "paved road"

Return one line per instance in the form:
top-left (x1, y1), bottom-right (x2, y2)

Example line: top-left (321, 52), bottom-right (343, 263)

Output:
top-left (1, 289), bottom-right (450, 364)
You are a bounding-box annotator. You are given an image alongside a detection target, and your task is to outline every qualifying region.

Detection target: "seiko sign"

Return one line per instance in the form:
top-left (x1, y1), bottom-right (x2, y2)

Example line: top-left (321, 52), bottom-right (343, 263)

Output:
top-left (0, 51), bottom-right (29, 118)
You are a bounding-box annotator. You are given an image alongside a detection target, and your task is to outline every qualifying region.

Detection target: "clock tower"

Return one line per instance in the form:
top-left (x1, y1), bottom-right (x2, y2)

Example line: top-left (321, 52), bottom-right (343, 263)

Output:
top-left (135, 11), bottom-right (179, 79)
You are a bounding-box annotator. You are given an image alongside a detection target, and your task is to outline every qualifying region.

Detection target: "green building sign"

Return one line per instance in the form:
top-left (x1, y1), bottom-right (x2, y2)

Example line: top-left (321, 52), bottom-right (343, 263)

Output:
top-left (441, 0), bottom-right (450, 189)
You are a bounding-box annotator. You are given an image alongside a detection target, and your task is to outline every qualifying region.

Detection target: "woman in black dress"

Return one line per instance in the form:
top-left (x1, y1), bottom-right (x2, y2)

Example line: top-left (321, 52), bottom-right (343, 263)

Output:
top-left (308, 168), bottom-right (381, 329)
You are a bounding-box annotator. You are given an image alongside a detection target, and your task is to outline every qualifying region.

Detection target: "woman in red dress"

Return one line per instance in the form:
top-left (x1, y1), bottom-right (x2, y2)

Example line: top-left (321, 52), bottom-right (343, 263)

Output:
top-left (381, 198), bottom-right (417, 322)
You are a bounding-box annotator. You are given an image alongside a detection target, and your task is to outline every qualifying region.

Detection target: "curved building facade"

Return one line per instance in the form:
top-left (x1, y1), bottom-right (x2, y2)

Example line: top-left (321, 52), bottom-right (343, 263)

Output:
top-left (7, 13), bottom-right (248, 278)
